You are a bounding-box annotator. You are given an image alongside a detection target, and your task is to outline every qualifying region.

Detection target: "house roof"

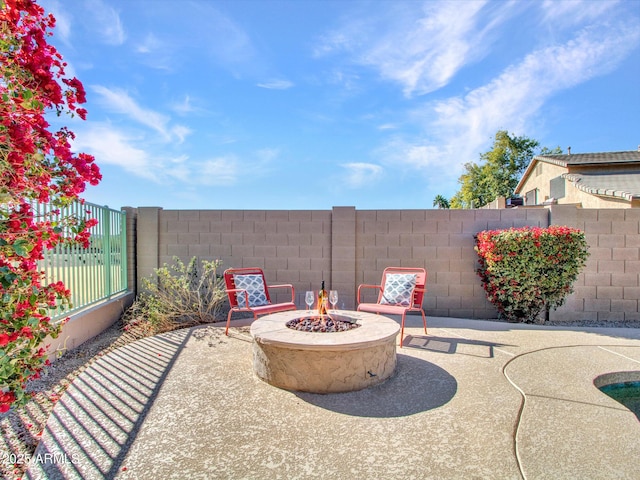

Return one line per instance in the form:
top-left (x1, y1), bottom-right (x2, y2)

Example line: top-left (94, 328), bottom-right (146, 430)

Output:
top-left (535, 150), bottom-right (640, 168)
top-left (563, 171), bottom-right (640, 201)
top-left (515, 150), bottom-right (640, 194)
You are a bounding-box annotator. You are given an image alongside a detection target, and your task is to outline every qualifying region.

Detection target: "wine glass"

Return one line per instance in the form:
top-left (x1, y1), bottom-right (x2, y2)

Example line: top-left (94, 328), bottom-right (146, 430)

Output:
top-left (305, 291), bottom-right (315, 311)
top-left (329, 290), bottom-right (338, 312)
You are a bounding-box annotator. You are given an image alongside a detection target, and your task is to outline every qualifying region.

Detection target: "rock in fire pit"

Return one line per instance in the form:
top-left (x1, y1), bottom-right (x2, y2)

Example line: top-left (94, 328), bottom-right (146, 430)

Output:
top-left (285, 313), bottom-right (361, 332)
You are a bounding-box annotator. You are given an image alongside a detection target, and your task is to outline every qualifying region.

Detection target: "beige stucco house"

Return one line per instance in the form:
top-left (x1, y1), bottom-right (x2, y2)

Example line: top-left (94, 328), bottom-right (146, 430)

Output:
top-left (514, 149), bottom-right (640, 208)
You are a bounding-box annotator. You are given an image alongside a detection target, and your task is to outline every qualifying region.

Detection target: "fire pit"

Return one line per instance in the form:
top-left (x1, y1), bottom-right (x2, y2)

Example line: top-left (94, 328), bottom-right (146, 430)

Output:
top-left (250, 310), bottom-right (399, 393)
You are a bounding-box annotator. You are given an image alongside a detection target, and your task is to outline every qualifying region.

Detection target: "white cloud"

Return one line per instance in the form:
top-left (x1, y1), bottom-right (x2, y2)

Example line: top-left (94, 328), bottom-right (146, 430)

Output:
top-left (541, 0), bottom-right (617, 26)
top-left (163, 155), bottom-right (191, 182)
top-left (327, 69), bottom-right (362, 93)
top-left (74, 121), bottom-right (276, 187)
top-left (196, 157), bottom-right (239, 185)
top-left (170, 154), bottom-right (189, 164)
top-left (132, 32), bottom-right (176, 71)
top-left (90, 86), bottom-right (190, 143)
top-left (73, 124), bottom-right (240, 186)
top-left (434, 23), bottom-right (639, 138)
top-left (125, 3), bottom-right (262, 76)
top-left (179, 148), bottom-right (276, 187)
top-left (86, 0), bottom-right (125, 46)
top-left (313, 30), bottom-right (354, 58)
top-left (91, 86), bottom-right (167, 136)
top-left (315, 0), bottom-right (517, 97)
top-left (376, 137), bottom-right (468, 188)
top-left (255, 148), bottom-right (279, 163)
top-left (72, 124), bottom-right (158, 181)
top-left (136, 32), bottom-right (162, 54)
top-left (340, 162), bottom-right (384, 188)
top-left (171, 125), bottom-right (192, 144)
top-left (171, 95), bottom-right (199, 116)
top-left (364, 1), bottom-right (488, 96)
top-left (377, 18), bottom-right (640, 178)
top-left (257, 79), bottom-right (294, 90)
top-left (183, 3), bottom-right (259, 74)
top-left (44, 1), bottom-right (72, 45)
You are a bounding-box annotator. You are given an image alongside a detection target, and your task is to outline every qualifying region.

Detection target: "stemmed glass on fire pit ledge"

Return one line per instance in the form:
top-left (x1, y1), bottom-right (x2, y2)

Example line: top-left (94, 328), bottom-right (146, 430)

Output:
top-left (329, 290), bottom-right (338, 312)
top-left (305, 291), bottom-right (315, 311)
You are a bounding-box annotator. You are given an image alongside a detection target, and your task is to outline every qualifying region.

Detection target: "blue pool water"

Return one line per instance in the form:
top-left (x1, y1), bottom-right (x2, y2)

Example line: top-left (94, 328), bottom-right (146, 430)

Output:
top-left (599, 381), bottom-right (640, 421)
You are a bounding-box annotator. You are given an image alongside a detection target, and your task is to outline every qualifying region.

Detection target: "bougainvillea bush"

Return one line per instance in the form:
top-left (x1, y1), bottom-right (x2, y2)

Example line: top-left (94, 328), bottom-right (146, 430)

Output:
top-left (0, 0), bottom-right (100, 411)
top-left (475, 226), bottom-right (589, 323)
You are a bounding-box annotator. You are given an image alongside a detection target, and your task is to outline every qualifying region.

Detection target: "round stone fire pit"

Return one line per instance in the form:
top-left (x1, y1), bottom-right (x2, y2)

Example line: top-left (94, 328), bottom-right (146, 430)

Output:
top-left (250, 310), bottom-right (400, 393)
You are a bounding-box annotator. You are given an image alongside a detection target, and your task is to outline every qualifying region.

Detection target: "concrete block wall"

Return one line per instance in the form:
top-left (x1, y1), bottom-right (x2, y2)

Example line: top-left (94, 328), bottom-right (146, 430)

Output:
top-left (136, 206), bottom-right (161, 294)
top-left (132, 205), bottom-right (639, 323)
top-left (354, 208), bottom-right (549, 317)
top-left (550, 206), bottom-right (640, 322)
top-left (143, 208), bottom-right (333, 306)
top-left (122, 207), bottom-right (137, 296)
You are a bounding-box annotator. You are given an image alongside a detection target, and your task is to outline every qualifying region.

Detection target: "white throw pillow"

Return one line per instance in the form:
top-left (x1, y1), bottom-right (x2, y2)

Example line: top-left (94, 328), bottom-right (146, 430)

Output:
top-left (380, 273), bottom-right (417, 306)
top-left (234, 274), bottom-right (268, 308)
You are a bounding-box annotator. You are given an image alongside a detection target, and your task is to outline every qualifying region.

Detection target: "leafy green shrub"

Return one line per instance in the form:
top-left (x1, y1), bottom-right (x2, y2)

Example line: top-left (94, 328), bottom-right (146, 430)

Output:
top-left (475, 226), bottom-right (589, 323)
top-left (123, 257), bottom-right (226, 335)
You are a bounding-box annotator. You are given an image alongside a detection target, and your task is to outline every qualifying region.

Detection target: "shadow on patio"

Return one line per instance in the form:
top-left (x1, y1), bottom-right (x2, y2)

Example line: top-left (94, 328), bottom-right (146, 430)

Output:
top-left (296, 353), bottom-right (457, 417)
top-left (25, 329), bottom-right (192, 480)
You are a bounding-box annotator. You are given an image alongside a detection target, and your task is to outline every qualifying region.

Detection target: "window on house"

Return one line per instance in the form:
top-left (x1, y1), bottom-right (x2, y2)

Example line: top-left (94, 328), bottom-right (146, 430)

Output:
top-left (549, 175), bottom-right (565, 199)
top-left (525, 189), bottom-right (538, 205)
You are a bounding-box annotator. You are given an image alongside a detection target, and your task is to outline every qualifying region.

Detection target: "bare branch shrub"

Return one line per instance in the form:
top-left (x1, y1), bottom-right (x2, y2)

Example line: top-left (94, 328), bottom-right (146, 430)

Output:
top-left (123, 257), bottom-right (226, 334)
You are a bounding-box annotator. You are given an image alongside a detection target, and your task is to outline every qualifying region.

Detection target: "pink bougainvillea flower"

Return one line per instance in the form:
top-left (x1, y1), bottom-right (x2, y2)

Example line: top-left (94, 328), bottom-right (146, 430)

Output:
top-left (475, 226), bottom-right (588, 323)
top-left (0, 0), bottom-right (100, 410)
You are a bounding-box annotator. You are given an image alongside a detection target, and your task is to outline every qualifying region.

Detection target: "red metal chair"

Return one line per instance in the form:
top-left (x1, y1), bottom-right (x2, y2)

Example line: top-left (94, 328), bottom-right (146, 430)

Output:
top-left (223, 267), bottom-right (296, 335)
top-left (357, 267), bottom-right (427, 347)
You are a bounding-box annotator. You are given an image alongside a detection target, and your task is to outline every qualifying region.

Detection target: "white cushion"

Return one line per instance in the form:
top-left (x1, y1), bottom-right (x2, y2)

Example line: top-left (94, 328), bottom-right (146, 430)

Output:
top-left (234, 274), bottom-right (268, 308)
top-left (380, 273), bottom-right (417, 306)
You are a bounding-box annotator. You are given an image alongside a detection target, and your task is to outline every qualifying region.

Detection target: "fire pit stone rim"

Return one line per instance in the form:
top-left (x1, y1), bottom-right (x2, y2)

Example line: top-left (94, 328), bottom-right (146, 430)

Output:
top-left (250, 309), bottom-right (400, 351)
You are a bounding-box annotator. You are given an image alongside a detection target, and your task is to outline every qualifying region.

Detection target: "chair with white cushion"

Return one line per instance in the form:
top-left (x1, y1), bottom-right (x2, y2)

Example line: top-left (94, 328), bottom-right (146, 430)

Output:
top-left (223, 267), bottom-right (296, 335)
top-left (357, 267), bottom-right (427, 347)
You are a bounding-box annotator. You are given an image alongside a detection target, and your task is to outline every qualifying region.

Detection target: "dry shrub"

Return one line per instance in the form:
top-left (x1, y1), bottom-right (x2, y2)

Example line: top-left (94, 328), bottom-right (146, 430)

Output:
top-left (123, 257), bottom-right (226, 335)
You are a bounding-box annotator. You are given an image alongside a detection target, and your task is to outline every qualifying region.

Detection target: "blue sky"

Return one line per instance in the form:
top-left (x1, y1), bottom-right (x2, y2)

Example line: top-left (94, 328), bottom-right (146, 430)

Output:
top-left (42, 0), bottom-right (640, 210)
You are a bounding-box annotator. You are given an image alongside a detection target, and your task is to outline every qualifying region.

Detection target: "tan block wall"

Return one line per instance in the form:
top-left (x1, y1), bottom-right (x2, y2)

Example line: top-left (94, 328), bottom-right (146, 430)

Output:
top-left (148, 208), bottom-right (332, 306)
top-left (354, 208), bottom-right (549, 317)
top-left (136, 205), bottom-right (569, 320)
top-left (122, 207), bottom-right (137, 295)
top-left (136, 206), bottom-right (161, 293)
top-left (132, 204), bottom-right (639, 323)
top-left (550, 206), bottom-right (640, 322)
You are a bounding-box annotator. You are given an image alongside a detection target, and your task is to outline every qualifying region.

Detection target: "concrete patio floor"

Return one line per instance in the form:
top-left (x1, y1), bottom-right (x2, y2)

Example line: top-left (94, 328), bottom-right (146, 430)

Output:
top-left (26, 315), bottom-right (640, 480)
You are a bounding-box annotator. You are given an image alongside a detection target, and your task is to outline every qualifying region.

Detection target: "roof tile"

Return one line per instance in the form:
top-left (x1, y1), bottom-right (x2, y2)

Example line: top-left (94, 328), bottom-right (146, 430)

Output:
top-left (536, 150), bottom-right (640, 166)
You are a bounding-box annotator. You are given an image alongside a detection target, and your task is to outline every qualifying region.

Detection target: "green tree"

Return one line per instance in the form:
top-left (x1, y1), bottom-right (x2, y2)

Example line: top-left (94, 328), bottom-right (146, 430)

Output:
top-left (432, 194), bottom-right (450, 209)
top-left (452, 130), bottom-right (557, 209)
top-left (451, 161), bottom-right (491, 209)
